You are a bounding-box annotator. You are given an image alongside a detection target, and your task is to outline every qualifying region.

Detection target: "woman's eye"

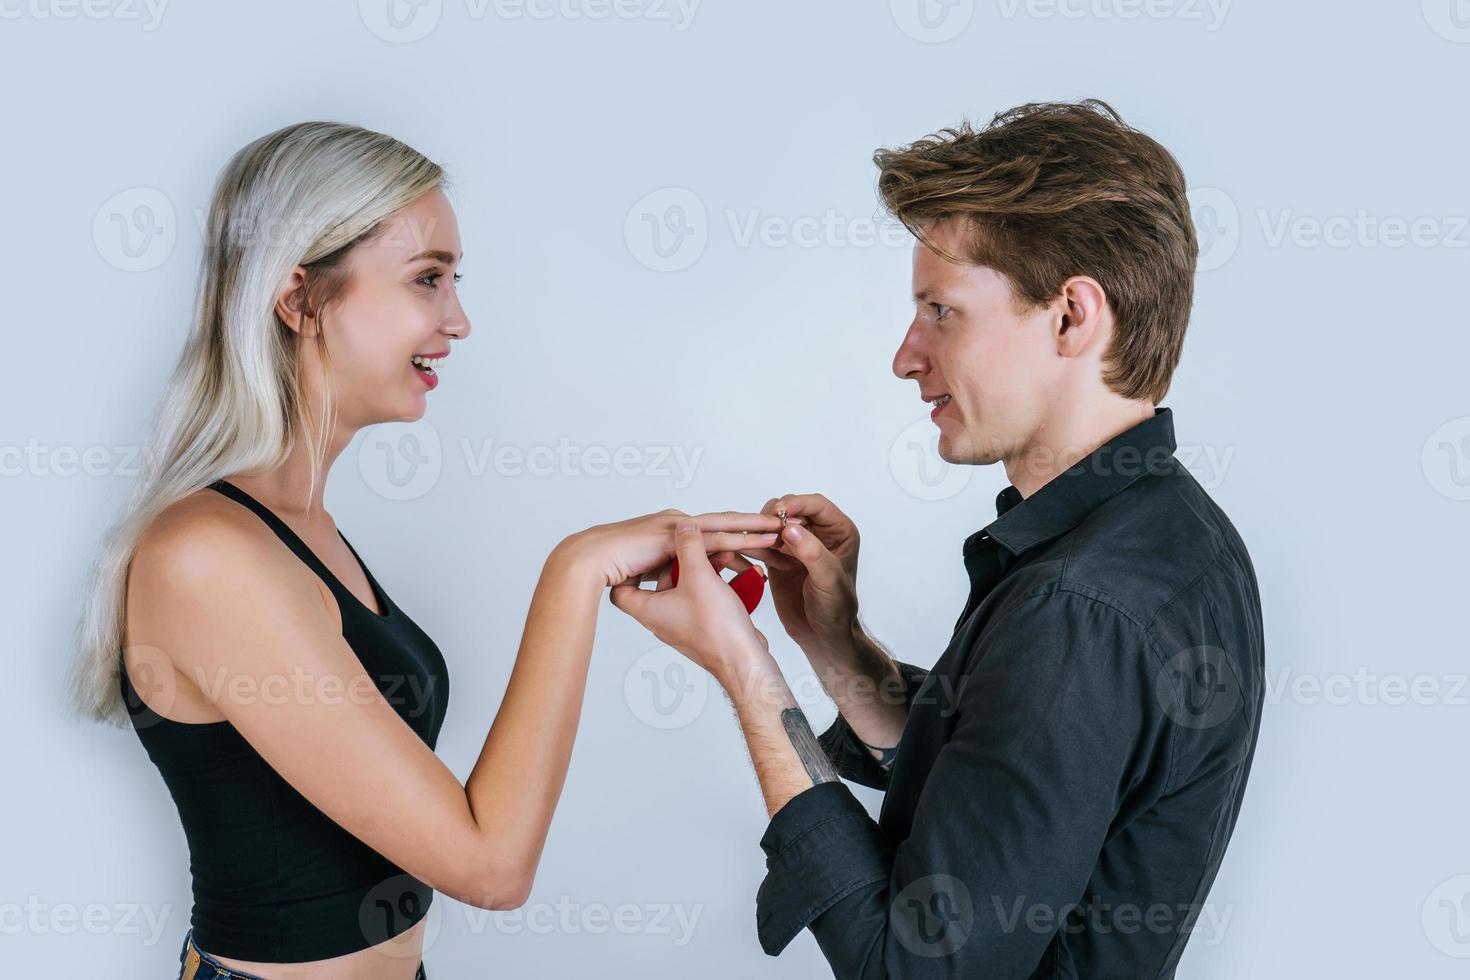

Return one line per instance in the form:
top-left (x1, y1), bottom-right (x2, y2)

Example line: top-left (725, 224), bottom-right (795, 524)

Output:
top-left (417, 272), bottom-right (463, 288)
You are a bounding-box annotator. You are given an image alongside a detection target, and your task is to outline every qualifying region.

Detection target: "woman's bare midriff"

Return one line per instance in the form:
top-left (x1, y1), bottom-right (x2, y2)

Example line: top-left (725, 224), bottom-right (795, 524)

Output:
top-left (206, 917), bottom-right (426, 979)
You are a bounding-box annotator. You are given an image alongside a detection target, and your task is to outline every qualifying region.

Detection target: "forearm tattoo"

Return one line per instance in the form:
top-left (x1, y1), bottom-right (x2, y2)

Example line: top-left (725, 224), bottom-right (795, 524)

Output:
top-left (781, 708), bottom-right (839, 785)
top-left (860, 739), bottom-right (900, 770)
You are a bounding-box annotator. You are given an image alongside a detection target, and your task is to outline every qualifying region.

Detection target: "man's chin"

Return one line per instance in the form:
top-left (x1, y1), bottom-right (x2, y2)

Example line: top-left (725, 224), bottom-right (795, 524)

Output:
top-left (937, 432), bottom-right (1003, 467)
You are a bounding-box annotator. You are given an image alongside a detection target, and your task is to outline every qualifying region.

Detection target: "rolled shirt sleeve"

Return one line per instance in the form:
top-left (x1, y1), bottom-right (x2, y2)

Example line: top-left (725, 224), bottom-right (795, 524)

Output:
top-left (754, 589), bottom-right (1168, 978)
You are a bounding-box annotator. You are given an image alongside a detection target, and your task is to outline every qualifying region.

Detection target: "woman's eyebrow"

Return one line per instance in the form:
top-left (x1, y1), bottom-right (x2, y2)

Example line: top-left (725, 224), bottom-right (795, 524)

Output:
top-left (404, 249), bottom-right (461, 266)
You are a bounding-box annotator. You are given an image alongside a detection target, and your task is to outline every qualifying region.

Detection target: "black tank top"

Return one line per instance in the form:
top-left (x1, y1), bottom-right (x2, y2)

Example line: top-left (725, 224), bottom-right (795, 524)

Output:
top-left (119, 478), bottom-right (451, 962)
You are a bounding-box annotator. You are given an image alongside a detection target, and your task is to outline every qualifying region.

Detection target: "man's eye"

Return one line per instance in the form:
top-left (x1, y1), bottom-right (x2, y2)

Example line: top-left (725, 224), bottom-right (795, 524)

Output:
top-left (931, 303), bottom-right (951, 321)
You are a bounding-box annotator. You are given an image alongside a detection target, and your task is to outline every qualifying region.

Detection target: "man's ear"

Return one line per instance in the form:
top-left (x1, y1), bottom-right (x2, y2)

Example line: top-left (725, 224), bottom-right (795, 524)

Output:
top-left (1053, 275), bottom-right (1109, 359)
top-left (274, 266), bottom-right (315, 338)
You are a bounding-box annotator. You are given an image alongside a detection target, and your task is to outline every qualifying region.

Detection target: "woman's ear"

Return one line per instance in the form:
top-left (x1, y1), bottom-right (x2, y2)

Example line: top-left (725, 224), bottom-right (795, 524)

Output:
top-left (274, 266), bottom-right (315, 337)
top-left (1054, 275), bottom-right (1109, 359)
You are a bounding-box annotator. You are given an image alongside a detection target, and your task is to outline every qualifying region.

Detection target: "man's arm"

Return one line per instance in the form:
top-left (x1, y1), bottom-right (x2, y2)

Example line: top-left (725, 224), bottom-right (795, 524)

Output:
top-left (806, 622), bottom-right (931, 789)
top-left (725, 589), bottom-right (1169, 978)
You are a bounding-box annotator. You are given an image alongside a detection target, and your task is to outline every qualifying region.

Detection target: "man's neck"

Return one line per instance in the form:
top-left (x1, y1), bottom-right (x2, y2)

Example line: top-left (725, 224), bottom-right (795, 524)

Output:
top-left (1004, 398), bottom-right (1157, 499)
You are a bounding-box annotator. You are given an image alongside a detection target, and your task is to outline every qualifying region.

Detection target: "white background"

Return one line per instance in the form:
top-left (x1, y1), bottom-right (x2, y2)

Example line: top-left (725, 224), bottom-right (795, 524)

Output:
top-left (3, 0), bottom-right (1468, 976)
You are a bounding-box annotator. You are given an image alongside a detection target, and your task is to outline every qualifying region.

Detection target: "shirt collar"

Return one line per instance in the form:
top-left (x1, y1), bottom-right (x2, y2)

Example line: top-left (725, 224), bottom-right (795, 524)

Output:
top-left (970, 406), bottom-right (1177, 559)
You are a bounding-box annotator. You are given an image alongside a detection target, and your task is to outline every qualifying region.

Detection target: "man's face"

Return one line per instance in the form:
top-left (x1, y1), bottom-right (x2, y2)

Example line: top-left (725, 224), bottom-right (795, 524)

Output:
top-left (892, 221), bottom-right (1061, 467)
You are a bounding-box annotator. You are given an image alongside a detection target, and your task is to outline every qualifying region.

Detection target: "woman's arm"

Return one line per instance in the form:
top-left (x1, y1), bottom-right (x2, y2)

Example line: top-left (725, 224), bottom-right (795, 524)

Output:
top-left (128, 499), bottom-right (780, 910)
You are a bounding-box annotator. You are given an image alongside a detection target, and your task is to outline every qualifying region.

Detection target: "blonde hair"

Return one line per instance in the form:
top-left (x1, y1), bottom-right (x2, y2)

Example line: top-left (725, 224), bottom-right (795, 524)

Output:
top-left (70, 121), bottom-right (445, 727)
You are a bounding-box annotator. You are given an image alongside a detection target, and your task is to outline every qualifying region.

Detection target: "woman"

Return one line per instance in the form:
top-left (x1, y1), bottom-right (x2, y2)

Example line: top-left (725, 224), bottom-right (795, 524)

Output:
top-left (68, 121), bottom-right (782, 979)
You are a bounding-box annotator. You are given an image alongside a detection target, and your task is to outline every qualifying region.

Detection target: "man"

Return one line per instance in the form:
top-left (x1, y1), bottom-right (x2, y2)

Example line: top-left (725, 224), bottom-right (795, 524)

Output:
top-left (612, 99), bottom-right (1264, 978)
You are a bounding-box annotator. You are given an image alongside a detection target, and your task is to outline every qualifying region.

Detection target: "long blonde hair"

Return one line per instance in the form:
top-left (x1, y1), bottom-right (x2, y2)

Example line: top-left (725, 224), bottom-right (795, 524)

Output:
top-left (70, 121), bottom-right (445, 727)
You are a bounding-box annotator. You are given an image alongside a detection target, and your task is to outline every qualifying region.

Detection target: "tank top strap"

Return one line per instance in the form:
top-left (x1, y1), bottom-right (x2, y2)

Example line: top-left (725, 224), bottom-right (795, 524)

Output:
top-left (205, 478), bottom-right (388, 619)
top-left (206, 478), bottom-right (330, 575)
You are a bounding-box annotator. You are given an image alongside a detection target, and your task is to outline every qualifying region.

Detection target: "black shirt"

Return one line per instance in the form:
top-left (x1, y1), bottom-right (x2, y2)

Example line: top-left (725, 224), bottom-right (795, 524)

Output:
top-left (754, 407), bottom-right (1265, 979)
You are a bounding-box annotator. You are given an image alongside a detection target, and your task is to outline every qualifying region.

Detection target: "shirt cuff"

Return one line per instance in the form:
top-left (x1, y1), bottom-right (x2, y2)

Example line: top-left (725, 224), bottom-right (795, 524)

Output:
top-left (754, 781), bottom-right (892, 956)
top-left (816, 661), bottom-right (931, 790)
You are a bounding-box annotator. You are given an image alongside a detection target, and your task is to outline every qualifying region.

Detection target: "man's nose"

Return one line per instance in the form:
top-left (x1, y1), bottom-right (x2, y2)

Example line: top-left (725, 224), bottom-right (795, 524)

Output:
top-left (892, 319), bottom-right (927, 379)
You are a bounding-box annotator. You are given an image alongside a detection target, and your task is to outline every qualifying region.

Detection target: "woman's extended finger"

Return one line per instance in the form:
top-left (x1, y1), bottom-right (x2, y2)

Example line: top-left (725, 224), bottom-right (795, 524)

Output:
top-left (700, 530), bottom-right (779, 555)
top-left (691, 511), bottom-right (786, 534)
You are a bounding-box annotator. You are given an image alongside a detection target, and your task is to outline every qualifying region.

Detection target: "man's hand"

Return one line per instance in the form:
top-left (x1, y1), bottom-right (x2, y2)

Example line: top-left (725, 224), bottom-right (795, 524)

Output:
top-left (741, 493), bottom-right (862, 657)
top-left (608, 521), bottom-right (775, 691)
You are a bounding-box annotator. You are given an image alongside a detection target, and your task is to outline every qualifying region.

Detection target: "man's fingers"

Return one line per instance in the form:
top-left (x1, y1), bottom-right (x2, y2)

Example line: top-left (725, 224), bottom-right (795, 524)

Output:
top-left (762, 493), bottom-right (842, 530)
top-left (736, 547), bottom-right (802, 572)
top-left (609, 582), bottom-right (651, 617)
top-left (775, 522), bottom-right (845, 590)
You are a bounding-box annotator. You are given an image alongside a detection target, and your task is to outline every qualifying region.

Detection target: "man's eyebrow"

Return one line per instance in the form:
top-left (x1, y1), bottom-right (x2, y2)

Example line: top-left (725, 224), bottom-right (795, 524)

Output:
top-left (914, 288), bottom-right (942, 302)
top-left (404, 249), bottom-right (461, 265)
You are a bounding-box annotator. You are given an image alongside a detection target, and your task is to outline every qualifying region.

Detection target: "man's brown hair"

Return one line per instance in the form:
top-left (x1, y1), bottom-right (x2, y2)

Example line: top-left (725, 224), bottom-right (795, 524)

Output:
top-left (874, 99), bottom-right (1197, 403)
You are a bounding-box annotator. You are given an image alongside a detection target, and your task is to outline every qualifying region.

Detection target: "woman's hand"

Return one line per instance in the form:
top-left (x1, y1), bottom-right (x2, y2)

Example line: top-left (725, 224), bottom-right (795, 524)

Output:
top-left (559, 509), bottom-right (782, 589)
top-left (608, 521), bottom-right (774, 685)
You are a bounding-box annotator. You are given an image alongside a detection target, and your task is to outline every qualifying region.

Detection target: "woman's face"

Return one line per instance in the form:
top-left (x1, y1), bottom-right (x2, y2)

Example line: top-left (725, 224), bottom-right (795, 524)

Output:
top-left (287, 187), bottom-right (470, 430)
